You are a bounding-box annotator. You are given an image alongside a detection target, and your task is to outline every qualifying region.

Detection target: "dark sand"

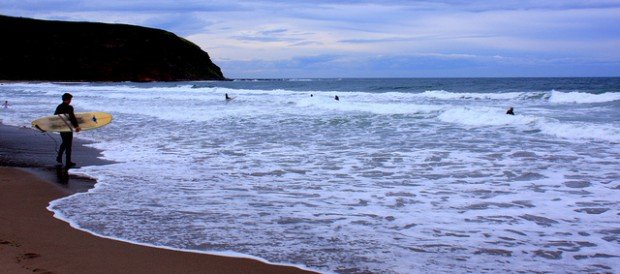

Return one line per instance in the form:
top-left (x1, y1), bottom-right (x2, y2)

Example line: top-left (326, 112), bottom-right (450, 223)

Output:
top-left (0, 124), bottom-right (114, 194)
top-left (0, 124), bottom-right (314, 274)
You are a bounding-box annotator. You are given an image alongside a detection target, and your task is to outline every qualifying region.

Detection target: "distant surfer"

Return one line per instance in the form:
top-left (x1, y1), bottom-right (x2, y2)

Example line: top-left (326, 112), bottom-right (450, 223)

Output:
top-left (334, 95), bottom-right (339, 101)
top-left (54, 93), bottom-right (81, 168)
top-left (225, 93), bottom-right (233, 101)
top-left (506, 107), bottom-right (514, 115)
top-left (2, 100), bottom-right (9, 108)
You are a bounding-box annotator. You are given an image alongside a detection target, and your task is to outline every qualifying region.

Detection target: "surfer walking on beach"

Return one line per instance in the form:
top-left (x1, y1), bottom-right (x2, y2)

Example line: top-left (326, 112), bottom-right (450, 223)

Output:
top-left (54, 93), bottom-right (81, 168)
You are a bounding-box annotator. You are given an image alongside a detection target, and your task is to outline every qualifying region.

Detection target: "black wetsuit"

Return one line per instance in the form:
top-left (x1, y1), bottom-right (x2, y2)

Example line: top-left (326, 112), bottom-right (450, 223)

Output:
top-left (54, 102), bottom-right (79, 164)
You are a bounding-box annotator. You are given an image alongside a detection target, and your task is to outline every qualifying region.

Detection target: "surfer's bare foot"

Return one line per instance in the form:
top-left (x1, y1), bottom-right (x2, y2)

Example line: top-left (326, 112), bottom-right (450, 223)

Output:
top-left (66, 162), bottom-right (77, 168)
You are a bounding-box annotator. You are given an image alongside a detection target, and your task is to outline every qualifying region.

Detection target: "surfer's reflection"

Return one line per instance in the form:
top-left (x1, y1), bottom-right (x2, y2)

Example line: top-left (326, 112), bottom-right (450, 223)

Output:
top-left (55, 165), bottom-right (70, 184)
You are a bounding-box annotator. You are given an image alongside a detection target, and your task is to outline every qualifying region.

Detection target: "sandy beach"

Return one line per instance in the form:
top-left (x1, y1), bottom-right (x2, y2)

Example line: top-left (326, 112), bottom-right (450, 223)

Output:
top-left (0, 124), bottom-right (313, 274)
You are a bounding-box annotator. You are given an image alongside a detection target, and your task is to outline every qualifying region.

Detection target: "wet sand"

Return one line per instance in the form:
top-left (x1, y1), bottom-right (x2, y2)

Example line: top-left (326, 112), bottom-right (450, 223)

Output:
top-left (0, 124), bottom-right (313, 273)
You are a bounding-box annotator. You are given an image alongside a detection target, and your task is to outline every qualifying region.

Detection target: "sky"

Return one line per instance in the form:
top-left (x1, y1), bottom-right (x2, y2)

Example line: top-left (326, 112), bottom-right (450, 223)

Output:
top-left (2, 0), bottom-right (620, 78)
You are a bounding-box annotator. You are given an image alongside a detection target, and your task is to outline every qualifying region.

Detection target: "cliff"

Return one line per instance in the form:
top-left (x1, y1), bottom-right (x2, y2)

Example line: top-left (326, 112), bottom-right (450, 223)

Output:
top-left (0, 15), bottom-right (225, 81)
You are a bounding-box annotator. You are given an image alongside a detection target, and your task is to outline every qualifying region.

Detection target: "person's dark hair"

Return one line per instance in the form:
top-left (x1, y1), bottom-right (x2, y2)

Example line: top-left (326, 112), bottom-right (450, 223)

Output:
top-left (62, 93), bottom-right (73, 101)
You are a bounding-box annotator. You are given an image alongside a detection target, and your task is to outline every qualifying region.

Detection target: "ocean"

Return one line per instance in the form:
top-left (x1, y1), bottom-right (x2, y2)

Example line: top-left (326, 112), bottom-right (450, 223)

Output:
top-left (1, 78), bottom-right (619, 273)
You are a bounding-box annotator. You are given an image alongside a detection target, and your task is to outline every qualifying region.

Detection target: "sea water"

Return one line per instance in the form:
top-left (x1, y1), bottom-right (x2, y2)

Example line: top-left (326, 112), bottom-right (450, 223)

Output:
top-left (1, 78), bottom-right (619, 273)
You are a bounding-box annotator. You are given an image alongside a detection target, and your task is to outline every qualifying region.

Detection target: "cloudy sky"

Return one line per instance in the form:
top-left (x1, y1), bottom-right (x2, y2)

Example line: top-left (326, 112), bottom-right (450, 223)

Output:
top-left (2, 0), bottom-right (620, 78)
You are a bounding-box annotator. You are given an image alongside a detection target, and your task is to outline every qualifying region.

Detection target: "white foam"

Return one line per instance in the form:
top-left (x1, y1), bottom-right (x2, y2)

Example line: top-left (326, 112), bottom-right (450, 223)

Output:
top-left (437, 106), bottom-right (538, 126)
top-left (419, 90), bottom-right (537, 101)
top-left (549, 90), bottom-right (620, 104)
top-left (46, 198), bottom-right (317, 273)
top-left (538, 120), bottom-right (620, 143)
top-left (296, 96), bottom-right (442, 115)
top-left (1, 81), bottom-right (619, 273)
top-left (437, 106), bottom-right (620, 143)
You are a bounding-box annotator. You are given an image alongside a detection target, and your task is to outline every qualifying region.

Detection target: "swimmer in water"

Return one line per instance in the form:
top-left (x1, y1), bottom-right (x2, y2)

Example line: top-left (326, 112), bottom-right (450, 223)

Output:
top-left (506, 107), bottom-right (514, 115)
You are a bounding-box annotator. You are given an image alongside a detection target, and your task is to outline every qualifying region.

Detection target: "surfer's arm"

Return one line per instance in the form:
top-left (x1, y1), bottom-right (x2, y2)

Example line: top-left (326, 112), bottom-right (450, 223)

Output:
top-left (67, 106), bottom-right (81, 132)
top-left (69, 114), bottom-right (81, 132)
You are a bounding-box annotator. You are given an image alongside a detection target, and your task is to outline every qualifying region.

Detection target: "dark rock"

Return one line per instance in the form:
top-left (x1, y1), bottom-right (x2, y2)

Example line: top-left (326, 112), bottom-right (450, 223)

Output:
top-left (0, 15), bottom-right (225, 81)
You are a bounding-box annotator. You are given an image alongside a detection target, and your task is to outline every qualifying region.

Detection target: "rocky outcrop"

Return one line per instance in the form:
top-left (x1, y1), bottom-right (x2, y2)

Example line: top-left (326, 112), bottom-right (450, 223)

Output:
top-left (0, 15), bottom-right (225, 81)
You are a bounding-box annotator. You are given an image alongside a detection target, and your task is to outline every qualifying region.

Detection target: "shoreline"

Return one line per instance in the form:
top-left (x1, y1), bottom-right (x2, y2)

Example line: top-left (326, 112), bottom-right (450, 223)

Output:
top-left (0, 123), bottom-right (115, 194)
top-left (0, 124), bottom-right (314, 273)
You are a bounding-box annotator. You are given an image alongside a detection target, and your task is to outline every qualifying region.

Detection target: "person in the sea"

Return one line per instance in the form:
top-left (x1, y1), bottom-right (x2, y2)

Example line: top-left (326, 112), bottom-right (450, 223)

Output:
top-left (335, 95), bottom-right (339, 101)
top-left (2, 100), bottom-right (9, 108)
top-left (225, 93), bottom-right (232, 101)
top-left (55, 93), bottom-right (81, 168)
top-left (506, 107), bottom-right (514, 115)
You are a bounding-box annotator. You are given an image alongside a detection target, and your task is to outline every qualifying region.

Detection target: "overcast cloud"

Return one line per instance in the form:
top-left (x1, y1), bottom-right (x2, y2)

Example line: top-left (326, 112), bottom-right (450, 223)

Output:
top-left (2, 0), bottom-right (619, 78)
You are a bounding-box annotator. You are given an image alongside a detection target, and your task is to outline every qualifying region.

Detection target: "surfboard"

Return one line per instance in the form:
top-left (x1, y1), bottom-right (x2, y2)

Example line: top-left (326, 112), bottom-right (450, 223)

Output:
top-left (32, 112), bottom-right (113, 132)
